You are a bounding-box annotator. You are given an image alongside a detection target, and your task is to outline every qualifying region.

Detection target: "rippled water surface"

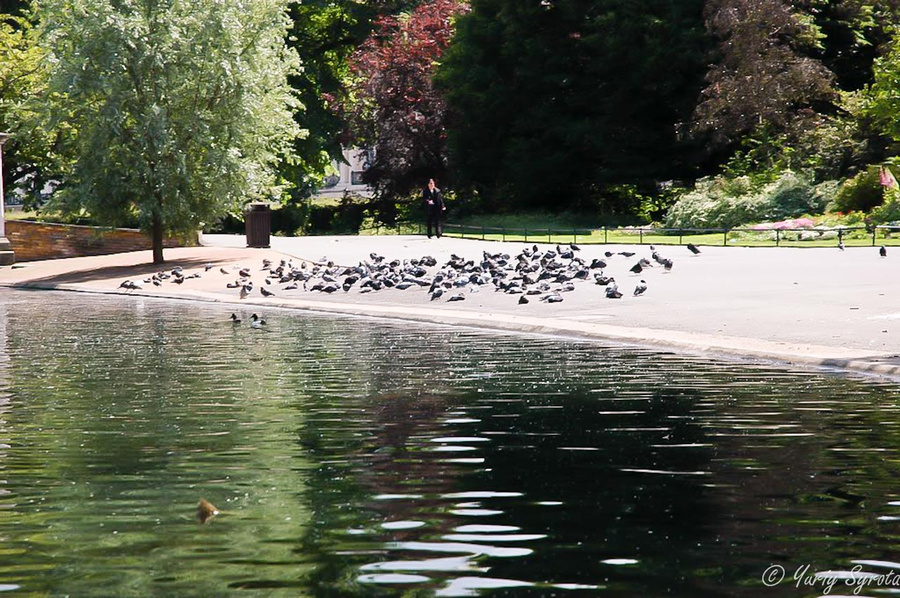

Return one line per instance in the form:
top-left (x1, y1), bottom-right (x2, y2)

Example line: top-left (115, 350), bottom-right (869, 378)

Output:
top-left (2, 291), bottom-right (900, 597)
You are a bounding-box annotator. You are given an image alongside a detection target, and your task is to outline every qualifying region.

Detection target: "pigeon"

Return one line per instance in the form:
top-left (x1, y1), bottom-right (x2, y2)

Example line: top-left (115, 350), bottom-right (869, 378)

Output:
top-left (687, 243), bottom-right (701, 255)
top-left (541, 293), bottom-right (564, 303)
top-left (518, 295), bottom-right (529, 305)
top-left (880, 245), bottom-right (888, 258)
top-left (630, 262), bottom-right (643, 274)
top-left (430, 287), bottom-right (444, 301)
top-left (634, 280), bottom-right (648, 296)
top-left (239, 284), bottom-right (251, 299)
top-left (838, 241), bottom-right (845, 251)
top-left (260, 287), bottom-right (275, 297)
top-left (605, 283), bottom-right (622, 299)
top-left (448, 293), bottom-right (466, 302)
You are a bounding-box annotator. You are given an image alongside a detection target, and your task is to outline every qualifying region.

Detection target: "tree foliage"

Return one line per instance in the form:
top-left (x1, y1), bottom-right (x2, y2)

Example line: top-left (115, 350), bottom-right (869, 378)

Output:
top-left (284, 0), bottom-right (377, 198)
top-left (438, 0), bottom-right (708, 214)
top-left (29, 0), bottom-right (301, 262)
top-left (691, 0), bottom-right (836, 149)
top-left (808, 0), bottom-right (900, 92)
top-left (0, 11), bottom-right (54, 204)
top-left (860, 25), bottom-right (900, 144)
top-left (344, 0), bottom-right (468, 215)
top-left (283, 0), bottom-right (435, 206)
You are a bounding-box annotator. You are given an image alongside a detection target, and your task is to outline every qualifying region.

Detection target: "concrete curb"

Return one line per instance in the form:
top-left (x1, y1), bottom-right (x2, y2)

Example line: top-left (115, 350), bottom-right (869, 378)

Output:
top-left (7, 279), bottom-right (900, 379)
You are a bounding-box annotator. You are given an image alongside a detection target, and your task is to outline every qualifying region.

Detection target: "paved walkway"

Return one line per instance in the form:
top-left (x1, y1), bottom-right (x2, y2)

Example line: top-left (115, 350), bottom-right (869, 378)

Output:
top-left (1, 233), bottom-right (899, 377)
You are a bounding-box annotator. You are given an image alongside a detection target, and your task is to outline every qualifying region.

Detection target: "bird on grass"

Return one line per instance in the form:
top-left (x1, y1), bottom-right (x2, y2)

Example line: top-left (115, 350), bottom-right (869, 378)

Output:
top-left (687, 243), bottom-right (701, 255)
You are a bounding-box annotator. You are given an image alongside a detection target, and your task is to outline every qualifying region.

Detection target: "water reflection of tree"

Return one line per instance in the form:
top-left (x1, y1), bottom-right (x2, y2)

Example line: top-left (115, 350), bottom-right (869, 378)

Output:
top-left (297, 385), bottom-right (479, 596)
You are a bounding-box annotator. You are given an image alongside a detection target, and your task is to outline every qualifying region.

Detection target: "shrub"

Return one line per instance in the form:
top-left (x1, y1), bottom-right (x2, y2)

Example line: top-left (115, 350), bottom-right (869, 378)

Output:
top-left (664, 171), bottom-right (824, 229)
top-left (830, 166), bottom-right (885, 213)
top-left (870, 188), bottom-right (900, 225)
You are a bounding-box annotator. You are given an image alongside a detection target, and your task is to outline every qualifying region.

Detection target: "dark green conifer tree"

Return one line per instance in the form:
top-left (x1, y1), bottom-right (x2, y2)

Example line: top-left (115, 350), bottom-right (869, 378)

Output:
top-left (438, 0), bottom-right (708, 215)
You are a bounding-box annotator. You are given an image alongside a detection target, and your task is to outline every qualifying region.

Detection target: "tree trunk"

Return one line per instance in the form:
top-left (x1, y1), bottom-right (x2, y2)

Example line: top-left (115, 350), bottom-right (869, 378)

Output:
top-left (151, 213), bottom-right (165, 264)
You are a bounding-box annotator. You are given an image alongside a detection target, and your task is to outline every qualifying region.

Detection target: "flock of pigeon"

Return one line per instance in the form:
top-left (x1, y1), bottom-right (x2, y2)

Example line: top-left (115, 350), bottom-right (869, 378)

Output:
top-left (119, 242), bottom-right (708, 306)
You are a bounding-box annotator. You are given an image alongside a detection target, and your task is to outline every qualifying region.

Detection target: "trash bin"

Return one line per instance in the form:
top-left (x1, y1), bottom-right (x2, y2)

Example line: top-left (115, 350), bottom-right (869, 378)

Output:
top-left (245, 202), bottom-right (271, 248)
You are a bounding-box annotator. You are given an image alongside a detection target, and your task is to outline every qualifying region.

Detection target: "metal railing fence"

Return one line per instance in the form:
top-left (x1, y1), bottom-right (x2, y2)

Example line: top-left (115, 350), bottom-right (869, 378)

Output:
top-left (358, 221), bottom-right (900, 247)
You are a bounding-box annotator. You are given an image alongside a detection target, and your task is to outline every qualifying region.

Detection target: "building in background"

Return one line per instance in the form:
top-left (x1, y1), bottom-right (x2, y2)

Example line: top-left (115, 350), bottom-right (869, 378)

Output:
top-left (316, 148), bottom-right (374, 199)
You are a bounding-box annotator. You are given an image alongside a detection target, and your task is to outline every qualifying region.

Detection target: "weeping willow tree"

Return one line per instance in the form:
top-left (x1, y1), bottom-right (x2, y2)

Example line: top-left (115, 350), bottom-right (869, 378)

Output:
top-left (29, 0), bottom-right (302, 263)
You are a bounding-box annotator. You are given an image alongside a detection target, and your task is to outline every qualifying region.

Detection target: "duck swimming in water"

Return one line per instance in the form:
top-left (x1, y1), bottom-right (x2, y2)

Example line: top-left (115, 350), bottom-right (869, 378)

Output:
top-left (250, 314), bottom-right (267, 328)
top-left (197, 498), bottom-right (219, 524)
top-left (230, 313), bottom-right (242, 325)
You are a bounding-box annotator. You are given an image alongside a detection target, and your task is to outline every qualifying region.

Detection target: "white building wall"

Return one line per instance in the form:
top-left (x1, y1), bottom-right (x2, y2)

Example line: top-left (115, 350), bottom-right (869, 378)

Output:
top-left (317, 148), bottom-right (373, 199)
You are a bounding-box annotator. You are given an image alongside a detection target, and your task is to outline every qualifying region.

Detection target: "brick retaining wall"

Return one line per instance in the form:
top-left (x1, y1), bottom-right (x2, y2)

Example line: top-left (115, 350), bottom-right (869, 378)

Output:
top-left (6, 220), bottom-right (196, 262)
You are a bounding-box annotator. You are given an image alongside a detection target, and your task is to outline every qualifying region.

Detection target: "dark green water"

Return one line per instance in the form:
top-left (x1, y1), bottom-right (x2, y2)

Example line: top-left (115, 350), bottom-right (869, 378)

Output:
top-left (2, 290), bottom-right (900, 597)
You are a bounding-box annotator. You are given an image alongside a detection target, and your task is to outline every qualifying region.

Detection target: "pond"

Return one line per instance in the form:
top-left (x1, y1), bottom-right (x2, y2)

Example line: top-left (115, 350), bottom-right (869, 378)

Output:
top-left (1, 290), bottom-right (900, 597)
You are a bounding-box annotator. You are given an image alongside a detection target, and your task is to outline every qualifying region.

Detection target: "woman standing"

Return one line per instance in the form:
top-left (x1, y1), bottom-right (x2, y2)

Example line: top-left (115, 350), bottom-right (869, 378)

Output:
top-left (422, 178), bottom-right (445, 238)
